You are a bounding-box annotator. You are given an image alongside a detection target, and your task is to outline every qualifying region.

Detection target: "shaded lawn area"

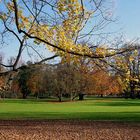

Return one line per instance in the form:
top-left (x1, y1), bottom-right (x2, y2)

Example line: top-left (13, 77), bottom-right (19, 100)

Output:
top-left (0, 98), bottom-right (140, 121)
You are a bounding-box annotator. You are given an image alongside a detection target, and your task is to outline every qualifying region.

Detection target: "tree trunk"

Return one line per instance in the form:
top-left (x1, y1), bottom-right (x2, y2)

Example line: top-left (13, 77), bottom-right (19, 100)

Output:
top-left (100, 94), bottom-right (103, 98)
top-left (72, 94), bottom-right (78, 100)
top-left (79, 93), bottom-right (84, 100)
top-left (137, 91), bottom-right (140, 99)
top-left (130, 81), bottom-right (135, 99)
top-left (35, 92), bottom-right (39, 99)
top-left (124, 92), bottom-right (128, 99)
top-left (58, 97), bottom-right (62, 102)
top-left (58, 95), bottom-right (62, 102)
top-left (22, 93), bottom-right (27, 99)
top-left (70, 93), bottom-right (73, 101)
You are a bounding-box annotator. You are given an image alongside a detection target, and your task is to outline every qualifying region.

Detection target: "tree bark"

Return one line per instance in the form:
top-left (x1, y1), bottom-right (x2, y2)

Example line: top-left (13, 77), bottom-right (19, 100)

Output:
top-left (79, 93), bottom-right (84, 100)
top-left (130, 81), bottom-right (135, 99)
top-left (22, 93), bottom-right (27, 99)
top-left (100, 94), bottom-right (103, 98)
top-left (57, 95), bottom-right (62, 102)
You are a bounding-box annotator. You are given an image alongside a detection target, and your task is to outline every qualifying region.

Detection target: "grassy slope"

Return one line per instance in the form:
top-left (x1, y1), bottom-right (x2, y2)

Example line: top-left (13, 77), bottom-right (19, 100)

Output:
top-left (0, 98), bottom-right (140, 121)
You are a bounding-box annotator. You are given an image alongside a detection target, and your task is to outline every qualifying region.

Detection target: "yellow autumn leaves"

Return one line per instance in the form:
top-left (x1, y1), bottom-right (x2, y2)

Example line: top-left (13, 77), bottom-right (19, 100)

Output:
top-left (0, 0), bottom-right (116, 60)
top-left (57, 0), bottom-right (81, 13)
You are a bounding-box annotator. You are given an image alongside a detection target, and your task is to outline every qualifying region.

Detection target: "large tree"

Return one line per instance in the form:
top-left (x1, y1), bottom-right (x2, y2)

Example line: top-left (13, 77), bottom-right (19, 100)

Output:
top-left (0, 0), bottom-right (140, 95)
top-left (0, 0), bottom-right (137, 69)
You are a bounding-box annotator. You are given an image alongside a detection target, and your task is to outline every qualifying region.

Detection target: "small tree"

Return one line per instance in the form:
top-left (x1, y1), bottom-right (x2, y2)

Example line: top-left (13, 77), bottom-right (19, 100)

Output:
top-left (18, 68), bottom-right (31, 99)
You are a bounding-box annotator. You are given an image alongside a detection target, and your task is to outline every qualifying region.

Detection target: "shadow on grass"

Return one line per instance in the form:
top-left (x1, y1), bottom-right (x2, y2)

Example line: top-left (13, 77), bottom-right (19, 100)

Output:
top-left (0, 99), bottom-right (58, 104)
top-left (0, 98), bottom-right (140, 107)
top-left (103, 102), bottom-right (140, 106)
top-left (86, 100), bottom-right (140, 107)
top-left (0, 98), bottom-right (75, 104)
top-left (0, 112), bottom-right (140, 121)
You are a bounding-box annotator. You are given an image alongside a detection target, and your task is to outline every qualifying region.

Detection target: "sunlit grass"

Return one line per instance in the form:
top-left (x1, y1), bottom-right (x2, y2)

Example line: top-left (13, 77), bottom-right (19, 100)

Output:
top-left (0, 98), bottom-right (140, 121)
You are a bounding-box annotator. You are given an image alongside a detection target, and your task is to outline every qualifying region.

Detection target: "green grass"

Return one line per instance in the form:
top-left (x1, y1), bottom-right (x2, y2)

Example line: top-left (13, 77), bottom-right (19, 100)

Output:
top-left (0, 98), bottom-right (140, 121)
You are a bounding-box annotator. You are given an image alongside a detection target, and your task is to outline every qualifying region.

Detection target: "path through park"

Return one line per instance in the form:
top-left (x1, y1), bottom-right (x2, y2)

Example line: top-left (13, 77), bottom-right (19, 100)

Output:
top-left (0, 120), bottom-right (139, 140)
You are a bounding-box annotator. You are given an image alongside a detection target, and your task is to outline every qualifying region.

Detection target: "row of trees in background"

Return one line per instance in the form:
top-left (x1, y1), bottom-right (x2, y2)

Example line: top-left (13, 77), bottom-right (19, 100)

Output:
top-left (10, 62), bottom-right (123, 101)
top-left (0, 0), bottom-right (140, 101)
top-left (1, 47), bottom-right (140, 101)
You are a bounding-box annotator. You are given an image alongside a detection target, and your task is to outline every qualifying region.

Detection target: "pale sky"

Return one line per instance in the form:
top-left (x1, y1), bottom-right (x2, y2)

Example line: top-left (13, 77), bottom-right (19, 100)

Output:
top-left (0, 0), bottom-right (140, 63)
top-left (116, 0), bottom-right (140, 39)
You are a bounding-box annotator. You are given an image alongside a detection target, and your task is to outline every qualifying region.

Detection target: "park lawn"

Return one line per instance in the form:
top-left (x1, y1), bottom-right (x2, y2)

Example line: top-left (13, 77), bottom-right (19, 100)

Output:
top-left (0, 98), bottom-right (140, 121)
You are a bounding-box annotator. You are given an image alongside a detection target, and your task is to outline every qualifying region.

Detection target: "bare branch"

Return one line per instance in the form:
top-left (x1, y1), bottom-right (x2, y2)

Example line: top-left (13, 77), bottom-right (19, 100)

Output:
top-left (36, 54), bottom-right (59, 64)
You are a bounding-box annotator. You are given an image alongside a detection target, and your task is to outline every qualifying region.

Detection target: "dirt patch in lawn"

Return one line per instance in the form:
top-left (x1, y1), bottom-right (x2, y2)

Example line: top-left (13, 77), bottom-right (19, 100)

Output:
top-left (0, 120), bottom-right (139, 140)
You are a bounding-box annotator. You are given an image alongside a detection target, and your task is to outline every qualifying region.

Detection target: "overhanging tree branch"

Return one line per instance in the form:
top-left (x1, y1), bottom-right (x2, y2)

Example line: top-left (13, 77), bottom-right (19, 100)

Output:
top-left (36, 54), bottom-right (59, 64)
top-left (12, 0), bottom-right (140, 60)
